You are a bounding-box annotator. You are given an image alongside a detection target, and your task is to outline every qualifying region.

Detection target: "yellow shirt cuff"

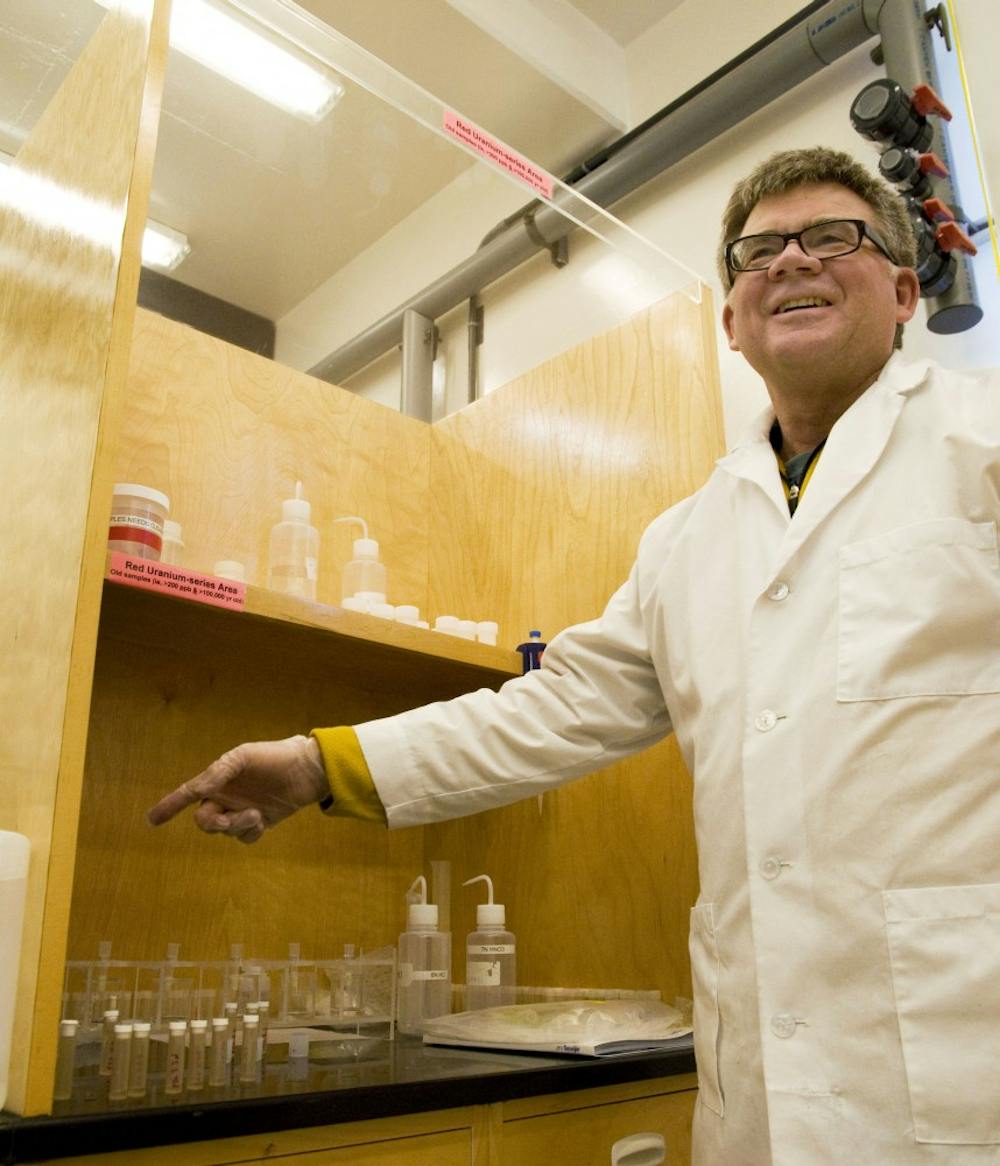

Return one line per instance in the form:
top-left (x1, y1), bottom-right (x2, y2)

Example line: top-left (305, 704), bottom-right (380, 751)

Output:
top-left (310, 726), bottom-right (387, 824)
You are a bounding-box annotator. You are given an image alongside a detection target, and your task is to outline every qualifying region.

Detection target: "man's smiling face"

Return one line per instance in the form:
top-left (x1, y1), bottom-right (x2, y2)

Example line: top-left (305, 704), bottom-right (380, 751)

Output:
top-left (722, 182), bottom-right (919, 394)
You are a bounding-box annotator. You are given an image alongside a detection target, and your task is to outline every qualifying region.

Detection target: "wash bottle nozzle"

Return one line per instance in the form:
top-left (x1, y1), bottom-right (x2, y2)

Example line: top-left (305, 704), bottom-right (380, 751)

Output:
top-left (334, 515), bottom-right (379, 559)
top-left (463, 874), bottom-right (507, 927)
top-left (405, 875), bottom-right (438, 928)
top-left (282, 480), bottom-right (312, 522)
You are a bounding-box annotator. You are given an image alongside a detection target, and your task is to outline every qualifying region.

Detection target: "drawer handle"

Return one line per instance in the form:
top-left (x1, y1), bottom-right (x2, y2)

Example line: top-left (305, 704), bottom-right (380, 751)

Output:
top-left (610, 1131), bottom-right (666, 1166)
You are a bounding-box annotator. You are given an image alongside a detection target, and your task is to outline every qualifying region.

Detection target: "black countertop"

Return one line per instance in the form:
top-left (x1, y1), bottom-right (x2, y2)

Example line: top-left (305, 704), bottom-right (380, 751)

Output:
top-left (0, 1036), bottom-right (695, 1163)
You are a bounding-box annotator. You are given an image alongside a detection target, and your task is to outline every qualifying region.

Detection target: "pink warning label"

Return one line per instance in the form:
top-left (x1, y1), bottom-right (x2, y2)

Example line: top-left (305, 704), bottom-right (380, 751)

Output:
top-left (107, 552), bottom-right (246, 612)
top-left (443, 111), bottom-right (554, 199)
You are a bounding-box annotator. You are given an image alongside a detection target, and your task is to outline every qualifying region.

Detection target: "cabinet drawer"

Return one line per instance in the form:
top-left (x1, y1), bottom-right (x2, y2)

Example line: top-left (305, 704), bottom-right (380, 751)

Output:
top-left (500, 1088), bottom-right (696, 1166)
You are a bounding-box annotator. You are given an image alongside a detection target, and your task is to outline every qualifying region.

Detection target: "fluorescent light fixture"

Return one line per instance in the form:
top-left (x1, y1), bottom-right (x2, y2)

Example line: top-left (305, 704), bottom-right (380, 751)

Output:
top-left (142, 220), bottom-right (191, 271)
top-left (95, 0), bottom-right (344, 122)
top-left (0, 152), bottom-right (190, 270)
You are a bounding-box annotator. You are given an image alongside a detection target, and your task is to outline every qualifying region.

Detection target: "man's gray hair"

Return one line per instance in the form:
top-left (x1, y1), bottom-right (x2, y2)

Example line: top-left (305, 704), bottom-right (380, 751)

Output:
top-left (717, 147), bottom-right (918, 347)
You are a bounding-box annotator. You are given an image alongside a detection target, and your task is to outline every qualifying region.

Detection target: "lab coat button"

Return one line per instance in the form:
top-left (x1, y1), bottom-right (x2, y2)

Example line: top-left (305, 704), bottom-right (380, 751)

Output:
top-left (770, 1012), bottom-right (799, 1039)
top-left (760, 856), bottom-right (783, 880)
top-left (754, 709), bottom-right (778, 732)
top-left (768, 581), bottom-right (790, 602)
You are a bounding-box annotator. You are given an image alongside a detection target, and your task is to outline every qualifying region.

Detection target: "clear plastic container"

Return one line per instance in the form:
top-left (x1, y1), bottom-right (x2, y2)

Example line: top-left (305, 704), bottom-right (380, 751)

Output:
top-left (99, 1009), bottom-right (119, 1077)
top-left (127, 1021), bottom-right (151, 1098)
top-left (52, 1018), bottom-right (78, 1102)
top-left (267, 482), bottom-right (319, 600)
top-left (187, 1019), bottom-right (207, 1090)
top-left (208, 1018), bottom-right (228, 1086)
top-left (397, 876), bottom-right (451, 1035)
top-left (0, 831), bottom-right (28, 1111)
top-left (463, 875), bottom-right (516, 1011)
top-left (108, 483), bottom-right (170, 561)
top-left (160, 520), bottom-right (185, 566)
top-left (108, 1023), bottom-right (133, 1101)
top-left (164, 1020), bottom-right (186, 1095)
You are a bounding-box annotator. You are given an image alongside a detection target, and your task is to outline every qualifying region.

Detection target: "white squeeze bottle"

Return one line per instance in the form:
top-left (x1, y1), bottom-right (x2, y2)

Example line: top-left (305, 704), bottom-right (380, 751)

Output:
top-left (463, 875), bottom-right (516, 1010)
top-left (334, 516), bottom-right (387, 607)
top-left (267, 481), bottom-right (319, 600)
top-left (0, 831), bottom-right (29, 1111)
top-left (397, 876), bottom-right (451, 1035)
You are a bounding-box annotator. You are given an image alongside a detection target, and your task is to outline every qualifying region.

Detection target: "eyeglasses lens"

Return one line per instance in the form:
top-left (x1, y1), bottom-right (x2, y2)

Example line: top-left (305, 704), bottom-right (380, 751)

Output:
top-left (731, 220), bottom-right (863, 271)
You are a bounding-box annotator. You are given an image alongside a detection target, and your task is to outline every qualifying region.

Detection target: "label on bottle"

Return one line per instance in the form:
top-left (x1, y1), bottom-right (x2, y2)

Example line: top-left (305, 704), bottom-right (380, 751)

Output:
top-left (106, 552), bottom-right (246, 612)
top-left (467, 960), bottom-right (501, 986)
top-left (467, 943), bottom-right (515, 955)
top-left (398, 963), bottom-right (448, 986)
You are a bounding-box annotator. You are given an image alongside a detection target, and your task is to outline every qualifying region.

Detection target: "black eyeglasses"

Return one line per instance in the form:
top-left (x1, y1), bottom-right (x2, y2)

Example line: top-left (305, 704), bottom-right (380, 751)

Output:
top-left (725, 218), bottom-right (899, 276)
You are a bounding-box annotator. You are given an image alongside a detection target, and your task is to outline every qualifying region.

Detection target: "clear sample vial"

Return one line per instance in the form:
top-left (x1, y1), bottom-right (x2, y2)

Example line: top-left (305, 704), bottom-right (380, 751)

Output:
top-left (239, 1015), bottom-right (259, 1084)
top-left (224, 1001), bottom-right (238, 1063)
top-left (257, 1001), bottom-right (270, 1055)
top-left (335, 945), bottom-right (363, 1015)
top-left (187, 1019), bottom-right (207, 1091)
top-left (164, 1020), bottom-right (187, 1095)
top-left (127, 1022), bottom-right (151, 1098)
top-left (53, 1019), bottom-right (79, 1101)
top-left (99, 1009), bottom-right (119, 1077)
top-left (160, 520), bottom-right (185, 566)
top-left (108, 1023), bottom-right (133, 1101)
top-left (209, 1018), bottom-right (229, 1086)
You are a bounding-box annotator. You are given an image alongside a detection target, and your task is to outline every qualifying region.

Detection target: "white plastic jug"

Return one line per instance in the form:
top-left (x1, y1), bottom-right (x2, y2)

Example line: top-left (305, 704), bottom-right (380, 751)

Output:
top-left (0, 831), bottom-right (30, 1111)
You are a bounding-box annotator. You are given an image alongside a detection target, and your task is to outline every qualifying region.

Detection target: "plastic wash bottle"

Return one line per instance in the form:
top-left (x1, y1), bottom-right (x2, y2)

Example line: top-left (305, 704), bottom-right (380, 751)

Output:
top-left (397, 876), bottom-right (451, 1035)
top-left (267, 481), bottom-right (320, 600)
top-left (516, 629), bottom-right (546, 673)
top-left (463, 875), bottom-right (516, 1010)
top-left (334, 516), bottom-right (387, 607)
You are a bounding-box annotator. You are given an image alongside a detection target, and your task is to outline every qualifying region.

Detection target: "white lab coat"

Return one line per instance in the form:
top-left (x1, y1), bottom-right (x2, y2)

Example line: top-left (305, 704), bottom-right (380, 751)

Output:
top-left (358, 355), bottom-right (1000, 1165)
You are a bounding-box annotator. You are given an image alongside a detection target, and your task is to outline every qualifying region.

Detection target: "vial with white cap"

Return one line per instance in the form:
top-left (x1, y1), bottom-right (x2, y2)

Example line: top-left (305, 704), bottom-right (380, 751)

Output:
top-left (334, 516), bottom-right (387, 607)
top-left (463, 875), bottom-right (517, 1010)
top-left (396, 875), bottom-right (451, 1035)
top-left (267, 481), bottom-right (319, 600)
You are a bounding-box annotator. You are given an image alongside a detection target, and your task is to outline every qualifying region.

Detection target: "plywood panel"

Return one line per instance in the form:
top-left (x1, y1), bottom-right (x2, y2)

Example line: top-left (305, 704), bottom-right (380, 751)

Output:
top-left (0, 0), bottom-right (169, 1115)
top-left (426, 289), bottom-right (723, 1003)
top-left (117, 309), bottom-right (431, 612)
top-left (67, 311), bottom-right (443, 966)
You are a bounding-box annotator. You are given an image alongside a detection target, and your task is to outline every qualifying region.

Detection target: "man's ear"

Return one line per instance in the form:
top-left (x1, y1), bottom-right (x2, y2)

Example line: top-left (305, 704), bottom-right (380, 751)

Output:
top-left (722, 300), bottom-right (740, 352)
top-left (894, 266), bottom-right (921, 324)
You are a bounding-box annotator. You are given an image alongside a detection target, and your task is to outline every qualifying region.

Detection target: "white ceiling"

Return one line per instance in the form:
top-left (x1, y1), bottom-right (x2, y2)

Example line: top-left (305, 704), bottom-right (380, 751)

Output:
top-left (0, 0), bottom-right (685, 320)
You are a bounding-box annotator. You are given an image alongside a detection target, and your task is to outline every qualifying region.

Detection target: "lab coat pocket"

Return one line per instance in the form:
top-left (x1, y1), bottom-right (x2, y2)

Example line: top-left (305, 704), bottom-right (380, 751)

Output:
top-left (838, 518), bottom-right (1000, 700)
top-left (689, 903), bottom-right (724, 1117)
top-left (883, 882), bottom-right (1000, 1144)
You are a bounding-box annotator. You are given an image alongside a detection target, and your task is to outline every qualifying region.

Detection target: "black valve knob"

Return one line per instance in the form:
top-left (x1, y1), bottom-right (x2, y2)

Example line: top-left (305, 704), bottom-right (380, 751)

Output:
top-left (851, 79), bottom-right (932, 151)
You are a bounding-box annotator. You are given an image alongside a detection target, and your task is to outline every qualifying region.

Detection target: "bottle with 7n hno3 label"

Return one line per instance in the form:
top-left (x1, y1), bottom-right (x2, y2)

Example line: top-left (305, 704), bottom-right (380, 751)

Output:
top-left (463, 875), bottom-right (516, 1010)
top-left (397, 876), bottom-right (451, 1035)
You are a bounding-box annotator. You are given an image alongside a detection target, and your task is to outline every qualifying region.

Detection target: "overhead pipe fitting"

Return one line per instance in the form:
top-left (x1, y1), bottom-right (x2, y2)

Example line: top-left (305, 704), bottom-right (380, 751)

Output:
top-left (309, 0), bottom-right (980, 389)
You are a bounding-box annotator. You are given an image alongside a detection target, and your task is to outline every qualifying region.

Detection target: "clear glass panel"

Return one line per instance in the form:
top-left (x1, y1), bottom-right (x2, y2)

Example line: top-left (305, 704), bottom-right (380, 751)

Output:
top-left (0, 0), bottom-right (104, 156)
top-left (142, 0), bottom-right (700, 417)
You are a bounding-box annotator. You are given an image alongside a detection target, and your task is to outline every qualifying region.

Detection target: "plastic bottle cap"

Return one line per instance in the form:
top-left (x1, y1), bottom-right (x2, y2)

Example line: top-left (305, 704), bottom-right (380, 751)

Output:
top-left (103, 1009), bottom-right (120, 1021)
top-left (408, 902), bottom-right (439, 927)
top-left (133, 1022), bottom-right (151, 1035)
top-left (434, 615), bottom-right (460, 633)
top-left (113, 483), bottom-right (170, 511)
top-left (190, 1019), bottom-right (207, 1030)
top-left (282, 496), bottom-right (311, 522)
top-left (59, 1019), bottom-right (79, 1036)
top-left (213, 560), bottom-right (246, 582)
top-left (371, 603), bottom-right (395, 619)
top-left (114, 1023), bottom-right (133, 1035)
top-left (477, 902), bottom-right (506, 927)
top-left (396, 605), bottom-right (419, 622)
top-left (457, 620), bottom-right (477, 640)
top-left (168, 1020), bottom-right (187, 1033)
top-left (243, 1014), bottom-right (260, 1027)
top-left (212, 1018), bottom-right (228, 1029)
top-left (353, 537), bottom-right (379, 559)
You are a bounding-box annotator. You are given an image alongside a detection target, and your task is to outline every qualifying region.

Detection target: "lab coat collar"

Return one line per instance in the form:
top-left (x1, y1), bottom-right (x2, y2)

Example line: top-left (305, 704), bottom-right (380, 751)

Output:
top-left (716, 354), bottom-right (932, 557)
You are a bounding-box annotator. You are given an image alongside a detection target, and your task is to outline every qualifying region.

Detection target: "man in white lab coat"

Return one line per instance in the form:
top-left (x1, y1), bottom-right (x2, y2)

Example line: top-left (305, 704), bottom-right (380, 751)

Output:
top-left (150, 147), bottom-right (1000, 1165)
